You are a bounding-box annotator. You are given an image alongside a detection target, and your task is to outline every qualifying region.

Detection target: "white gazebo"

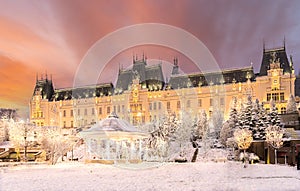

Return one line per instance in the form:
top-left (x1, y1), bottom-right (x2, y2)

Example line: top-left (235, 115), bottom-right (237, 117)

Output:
top-left (79, 113), bottom-right (148, 164)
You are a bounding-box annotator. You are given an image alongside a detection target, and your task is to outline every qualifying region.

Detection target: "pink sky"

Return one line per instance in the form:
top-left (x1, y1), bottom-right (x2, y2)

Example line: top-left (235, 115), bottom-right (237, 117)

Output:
top-left (0, 0), bottom-right (300, 118)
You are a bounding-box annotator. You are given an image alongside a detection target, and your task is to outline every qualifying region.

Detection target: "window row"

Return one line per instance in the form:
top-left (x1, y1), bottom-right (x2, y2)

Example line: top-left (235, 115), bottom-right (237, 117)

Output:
top-left (265, 107), bottom-right (286, 114)
top-left (62, 105), bottom-right (126, 117)
top-left (266, 92), bottom-right (284, 101)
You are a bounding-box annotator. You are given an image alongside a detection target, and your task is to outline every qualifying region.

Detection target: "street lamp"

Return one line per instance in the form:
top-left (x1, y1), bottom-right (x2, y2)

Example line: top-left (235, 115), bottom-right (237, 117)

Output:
top-left (24, 122), bottom-right (28, 162)
top-left (20, 120), bottom-right (28, 162)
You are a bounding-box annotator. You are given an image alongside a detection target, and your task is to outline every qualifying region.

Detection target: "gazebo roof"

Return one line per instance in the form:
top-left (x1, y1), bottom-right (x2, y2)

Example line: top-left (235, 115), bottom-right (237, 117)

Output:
top-left (79, 113), bottom-right (148, 141)
top-left (85, 112), bottom-right (140, 133)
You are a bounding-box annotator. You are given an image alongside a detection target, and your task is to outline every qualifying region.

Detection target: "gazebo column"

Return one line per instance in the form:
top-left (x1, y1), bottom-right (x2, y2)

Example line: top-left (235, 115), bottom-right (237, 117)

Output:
top-left (97, 138), bottom-right (102, 159)
top-left (87, 138), bottom-right (92, 159)
top-left (130, 140), bottom-right (134, 160)
top-left (139, 139), bottom-right (142, 160)
top-left (106, 140), bottom-right (110, 160)
top-left (115, 141), bottom-right (120, 160)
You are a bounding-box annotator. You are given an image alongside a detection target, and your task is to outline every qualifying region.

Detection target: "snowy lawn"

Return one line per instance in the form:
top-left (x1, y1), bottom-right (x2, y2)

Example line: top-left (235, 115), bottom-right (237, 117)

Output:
top-left (0, 161), bottom-right (299, 191)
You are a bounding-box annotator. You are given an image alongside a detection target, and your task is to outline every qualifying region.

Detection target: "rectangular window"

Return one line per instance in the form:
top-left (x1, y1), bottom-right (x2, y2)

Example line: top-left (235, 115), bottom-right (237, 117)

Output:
top-left (177, 101), bottom-right (181, 109)
top-left (220, 98), bottom-right (225, 106)
top-left (122, 105), bottom-right (125, 112)
top-left (153, 102), bottom-right (157, 110)
top-left (280, 92), bottom-right (284, 101)
top-left (63, 110), bottom-right (66, 117)
top-left (71, 121), bottom-right (73, 128)
top-left (158, 102), bottom-right (161, 110)
top-left (63, 121), bottom-right (66, 128)
top-left (274, 93), bottom-right (279, 101)
top-left (78, 109), bottom-right (80, 116)
top-left (167, 102), bottom-right (170, 110)
top-left (267, 93), bottom-right (271, 101)
top-left (187, 100), bottom-right (191, 108)
top-left (114, 106), bottom-right (116, 112)
top-left (70, 110), bottom-right (73, 117)
top-left (107, 106), bottom-right (110, 114)
top-left (149, 103), bottom-right (152, 110)
top-left (118, 105), bottom-right (120, 113)
top-left (84, 108), bottom-right (87, 115)
top-left (99, 107), bottom-right (102, 115)
top-left (198, 99), bottom-right (202, 107)
top-left (210, 98), bottom-right (213, 107)
top-left (41, 122), bottom-right (44, 127)
top-left (92, 108), bottom-right (95, 115)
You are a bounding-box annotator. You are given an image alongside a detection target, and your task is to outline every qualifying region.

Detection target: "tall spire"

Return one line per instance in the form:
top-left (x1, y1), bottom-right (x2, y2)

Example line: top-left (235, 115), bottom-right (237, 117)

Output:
top-left (263, 39), bottom-right (265, 52)
top-left (290, 55), bottom-right (294, 74)
top-left (36, 72), bottom-right (38, 82)
top-left (283, 36), bottom-right (286, 49)
top-left (142, 51), bottom-right (145, 61)
top-left (132, 53), bottom-right (135, 64)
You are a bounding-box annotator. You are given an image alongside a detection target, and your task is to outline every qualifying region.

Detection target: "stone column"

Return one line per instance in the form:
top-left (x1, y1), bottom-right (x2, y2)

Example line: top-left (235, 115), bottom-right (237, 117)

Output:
top-left (139, 139), bottom-right (142, 160)
top-left (107, 140), bottom-right (111, 160)
top-left (115, 141), bottom-right (119, 161)
top-left (130, 140), bottom-right (134, 160)
top-left (97, 138), bottom-right (101, 159)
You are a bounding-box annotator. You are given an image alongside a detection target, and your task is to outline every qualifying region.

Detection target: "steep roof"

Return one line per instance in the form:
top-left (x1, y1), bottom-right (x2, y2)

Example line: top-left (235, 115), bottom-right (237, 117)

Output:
top-left (84, 113), bottom-right (139, 132)
top-left (53, 83), bottom-right (113, 101)
top-left (33, 78), bottom-right (54, 100)
top-left (168, 67), bottom-right (255, 89)
top-left (115, 59), bottom-right (164, 92)
top-left (259, 47), bottom-right (292, 76)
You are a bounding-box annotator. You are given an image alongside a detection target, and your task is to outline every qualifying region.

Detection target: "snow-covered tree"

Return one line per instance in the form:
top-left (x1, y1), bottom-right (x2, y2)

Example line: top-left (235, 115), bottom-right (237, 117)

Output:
top-left (220, 97), bottom-right (238, 146)
top-left (237, 96), bottom-right (268, 140)
top-left (211, 99), bottom-right (224, 139)
top-left (286, 94), bottom-right (298, 114)
top-left (147, 112), bottom-right (180, 161)
top-left (251, 99), bottom-right (267, 140)
top-left (238, 95), bottom-right (253, 130)
top-left (265, 125), bottom-right (284, 164)
top-left (39, 127), bottom-right (73, 165)
top-left (0, 117), bottom-right (10, 143)
top-left (170, 111), bottom-right (194, 162)
top-left (234, 128), bottom-right (253, 167)
top-left (267, 99), bottom-right (281, 126)
top-left (8, 121), bottom-right (36, 161)
top-left (191, 110), bottom-right (209, 162)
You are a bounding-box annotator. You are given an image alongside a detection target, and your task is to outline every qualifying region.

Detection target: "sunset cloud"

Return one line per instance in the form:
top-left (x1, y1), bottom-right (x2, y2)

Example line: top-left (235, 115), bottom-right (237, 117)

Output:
top-left (0, 0), bottom-right (300, 118)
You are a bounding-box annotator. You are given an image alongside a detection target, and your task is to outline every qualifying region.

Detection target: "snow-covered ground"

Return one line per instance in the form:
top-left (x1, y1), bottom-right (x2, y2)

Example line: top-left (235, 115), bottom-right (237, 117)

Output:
top-left (0, 161), bottom-right (299, 191)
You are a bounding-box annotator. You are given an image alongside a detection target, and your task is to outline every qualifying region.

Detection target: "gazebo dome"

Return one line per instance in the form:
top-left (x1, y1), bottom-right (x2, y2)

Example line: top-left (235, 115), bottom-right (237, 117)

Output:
top-left (86, 112), bottom-right (139, 133)
top-left (79, 112), bottom-right (148, 141)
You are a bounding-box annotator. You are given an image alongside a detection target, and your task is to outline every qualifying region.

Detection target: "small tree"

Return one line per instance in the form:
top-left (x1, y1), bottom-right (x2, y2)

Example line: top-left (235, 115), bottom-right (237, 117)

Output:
top-left (265, 125), bottom-right (284, 164)
top-left (39, 127), bottom-right (72, 165)
top-left (220, 97), bottom-right (238, 146)
top-left (147, 112), bottom-right (180, 161)
top-left (191, 110), bottom-right (209, 162)
top-left (211, 100), bottom-right (224, 139)
top-left (286, 94), bottom-right (298, 114)
top-left (234, 128), bottom-right (253, 167)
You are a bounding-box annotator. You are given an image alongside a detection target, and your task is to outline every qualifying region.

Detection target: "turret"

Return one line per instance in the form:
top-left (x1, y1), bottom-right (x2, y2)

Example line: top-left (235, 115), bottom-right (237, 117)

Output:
top-left (171, 57), bottom-right (179, 75)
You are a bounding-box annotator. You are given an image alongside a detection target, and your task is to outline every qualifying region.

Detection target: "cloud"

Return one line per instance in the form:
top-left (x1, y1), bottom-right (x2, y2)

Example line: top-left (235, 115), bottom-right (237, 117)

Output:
top-left (1, 0), bottom-right (300, 118)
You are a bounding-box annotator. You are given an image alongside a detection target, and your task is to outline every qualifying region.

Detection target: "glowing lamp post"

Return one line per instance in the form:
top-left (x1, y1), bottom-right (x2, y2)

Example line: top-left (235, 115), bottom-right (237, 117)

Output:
top-left (20, 120), bottom-right (28, 162)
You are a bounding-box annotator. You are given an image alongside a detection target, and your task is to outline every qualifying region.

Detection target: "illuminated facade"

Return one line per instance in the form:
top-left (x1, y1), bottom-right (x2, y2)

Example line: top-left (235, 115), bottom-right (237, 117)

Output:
top-left (29, 45), bottom-right (296, 128)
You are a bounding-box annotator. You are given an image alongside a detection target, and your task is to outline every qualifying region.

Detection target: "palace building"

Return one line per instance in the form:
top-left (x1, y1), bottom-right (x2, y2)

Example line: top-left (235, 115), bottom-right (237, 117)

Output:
top-left (29, 45), bottom-right (297, 129)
